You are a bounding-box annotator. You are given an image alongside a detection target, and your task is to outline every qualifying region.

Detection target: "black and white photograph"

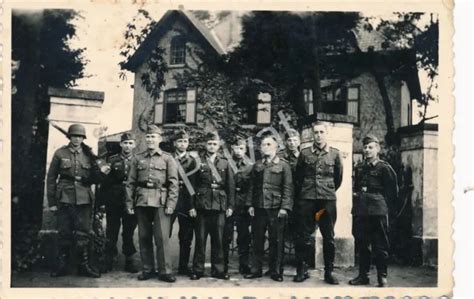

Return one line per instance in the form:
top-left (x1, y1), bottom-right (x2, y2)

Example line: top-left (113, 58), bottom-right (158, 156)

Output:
top-left (3, 1), bottom-right (455, 297)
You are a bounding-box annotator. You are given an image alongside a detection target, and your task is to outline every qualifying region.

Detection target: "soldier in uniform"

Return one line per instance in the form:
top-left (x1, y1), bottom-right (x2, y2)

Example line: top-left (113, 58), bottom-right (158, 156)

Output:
top-left (189, 132), bottom-right (235, 280)
top-left (294, 121), bottom-right (343, 284)
top-left (277, 128), bottom-right (301, 173)
top-left (223, 138), bottom-right (253, 275)
top-left (125, 125), bottom-right (179, 282)
top-left (97, 132), bottom-right (138, 273)
top-left (170, 129), bottom-right (197, 275)
top-left (47, 124), bottom-right (106, 278)
top-left (244, 134), bottom-right (293, 282)
top-left (349, 135), bottom-right (398, 287)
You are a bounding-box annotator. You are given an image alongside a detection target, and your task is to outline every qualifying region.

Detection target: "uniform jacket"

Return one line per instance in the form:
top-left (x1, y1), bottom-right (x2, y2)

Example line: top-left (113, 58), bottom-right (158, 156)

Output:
top-left (125, 149), bottom-right (179, 210)
top-left (46, 144), bottom-right (102, 207)
top-left (174, 151), bottom-right (198, 214)
top-left (193, 154), bottom-right (235, 211)
top-left (97, 153), bottom-right (134, 208)
top-left (352, 159), bottom-right (398, 216)
top-left (296, 143), bottom-right (343, 201)
top-left (232, 157), bottom-right (253, 213)
top-left (277, 149), bottom-right (299, 174)
top-left (247, 155), bottom-right (293, 211)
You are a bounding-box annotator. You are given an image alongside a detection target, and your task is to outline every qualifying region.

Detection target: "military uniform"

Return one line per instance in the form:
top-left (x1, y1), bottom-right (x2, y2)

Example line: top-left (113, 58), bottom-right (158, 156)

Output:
top-left (351, 146), bottom-right (398, 286)
top-left (294, 143), bottom-right (343, 281)
top-left (223, 157), bottom-right (253, 274)
top-left (97, 151), bottom-right (138, 271)
top-left (46, 124), bottom-right (102, 278)
top-left (125, 143), bottom-right (179, 279)
top-left (170, 150), bottom-right (197, 274)
top-left (246, 155), bottom-right (293, 278)
top-left (191, 153), bottom-right (235, 278)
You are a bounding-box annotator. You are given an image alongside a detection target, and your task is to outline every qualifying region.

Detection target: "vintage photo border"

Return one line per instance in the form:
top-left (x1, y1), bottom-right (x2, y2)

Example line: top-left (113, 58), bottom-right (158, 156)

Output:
top-left (0, 0), bottom-right (454, 297)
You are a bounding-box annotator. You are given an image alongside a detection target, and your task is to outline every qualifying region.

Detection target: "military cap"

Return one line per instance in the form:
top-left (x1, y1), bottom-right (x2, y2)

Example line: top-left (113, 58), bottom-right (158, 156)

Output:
top-left (146, 125), bottom-right (162, 135)
top-left (204, 131), bottom-right (220, 141)
top-left (284, 128), bottom-right (300, 139)
top-left (174, 129), bottom-right (190, 141)
top-left (121, 132), bottom-right (135, 142)
top-left (260, 131), bottom-right (279, 142)
top-left (362, 134), bottom-right (380, 145)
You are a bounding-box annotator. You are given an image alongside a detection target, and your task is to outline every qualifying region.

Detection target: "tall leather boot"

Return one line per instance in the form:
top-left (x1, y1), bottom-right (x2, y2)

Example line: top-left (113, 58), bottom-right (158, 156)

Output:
top-left (178, 245), bottom-right (191, 275)
top-left (349, 259), bottom-right (370, 285)
top-left (377, 264), bottom-right (388, 287)
top-left (293, 262), bottom-right (309, 282)
top-left (78, 247), bottom-right (101, 278)
top-left (124, 254), bottom-right (139, 273)
top-left (323, 264), bottom-right (339, 285)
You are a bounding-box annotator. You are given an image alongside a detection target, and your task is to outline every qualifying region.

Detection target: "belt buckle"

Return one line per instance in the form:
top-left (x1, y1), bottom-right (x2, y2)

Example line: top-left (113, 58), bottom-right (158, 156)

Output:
top-left (236, 187), bottom-right (241, 191)
top-left (361, 186), bottom-right (367, 192)
top-left (75, 176), bottom-right (82, 182)
top-left (146, 182), bottom-right (154, 188)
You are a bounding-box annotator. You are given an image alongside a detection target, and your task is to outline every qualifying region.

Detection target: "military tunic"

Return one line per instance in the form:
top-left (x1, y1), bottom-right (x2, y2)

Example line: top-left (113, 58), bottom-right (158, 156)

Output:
top-left (294, 143), bottom-right (343, 272)
top-left (223, 157), bottom-right (253, 273)
top-left (170, 151), bottom-right (198, 273)
top-left (192, 154), bottom-right (235, 276)
top-left (352, 158), bottom-right (398, 278)
top-left (247, 155), bottom-right (293, 275)
top-left (125, 149), bottom-right (179, 274)
top-left (47, 144), bottom-right (102, 249)
top-left (97, 153), bottom-right (137, 259)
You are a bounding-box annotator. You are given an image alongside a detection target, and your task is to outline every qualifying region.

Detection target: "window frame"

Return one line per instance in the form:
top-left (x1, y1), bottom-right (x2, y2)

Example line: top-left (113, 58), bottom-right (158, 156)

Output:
top-left (163, 88), bottom-right (187, 124)
top-left (169, 36), bottom-right (186, 66)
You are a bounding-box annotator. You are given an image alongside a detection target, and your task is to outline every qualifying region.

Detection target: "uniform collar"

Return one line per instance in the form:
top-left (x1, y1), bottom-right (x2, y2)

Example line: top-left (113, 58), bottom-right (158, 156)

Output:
top-left (287, 148), bottom-right (300, 158)
top-left (366, 158), bottom-right (380, 167)
top-left (121, 152), bottom-right (133, 160)
top-left (175, 151), bottom-right (187, 159)
top-left (312, 143), bottom-right (329, 153)
top-left (263, 154), bottom-right (279, 164)
top-left (68, 143), bottom-right (83, 154)
top-left (146, 148), bottom-right (162, 157)
top-left (206, 153), bottom-right (218, 164)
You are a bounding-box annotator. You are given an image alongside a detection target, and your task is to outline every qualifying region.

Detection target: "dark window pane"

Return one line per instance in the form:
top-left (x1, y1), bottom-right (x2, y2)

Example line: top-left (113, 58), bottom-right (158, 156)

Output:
top-left (164, 89), bottom-right (187, 124)
top-left (170, 36), bottom-right (186, 65)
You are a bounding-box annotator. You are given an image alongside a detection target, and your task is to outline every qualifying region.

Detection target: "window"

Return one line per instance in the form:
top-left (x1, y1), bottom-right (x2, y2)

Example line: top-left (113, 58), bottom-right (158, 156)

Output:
top-left (257, 92), bottom-right (272, 124)
top-left (164, 89), bottom-right (187, 123)
top-left (155, 88), bottom-right (196, 125)
top-left (304, 84), bottom-right (360, 121)
top-left (170, 36), bottom-right (186, 65)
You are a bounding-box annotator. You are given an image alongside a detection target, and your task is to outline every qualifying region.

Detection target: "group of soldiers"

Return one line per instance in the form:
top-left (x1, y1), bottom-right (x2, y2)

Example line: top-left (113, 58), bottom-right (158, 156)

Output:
top-left (47, 121), bottom-right (398, 287)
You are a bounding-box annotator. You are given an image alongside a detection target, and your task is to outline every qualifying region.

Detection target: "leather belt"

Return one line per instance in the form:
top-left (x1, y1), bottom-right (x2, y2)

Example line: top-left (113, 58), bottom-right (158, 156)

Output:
top-left (360, 186), bottom-right (383, 193)
top-left (137, 181), bottom-right (160, 189)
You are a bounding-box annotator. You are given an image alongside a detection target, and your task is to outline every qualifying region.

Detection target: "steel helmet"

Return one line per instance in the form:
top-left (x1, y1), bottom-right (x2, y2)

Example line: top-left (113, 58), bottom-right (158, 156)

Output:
top-left (67, 124), bottom-right (87, 139)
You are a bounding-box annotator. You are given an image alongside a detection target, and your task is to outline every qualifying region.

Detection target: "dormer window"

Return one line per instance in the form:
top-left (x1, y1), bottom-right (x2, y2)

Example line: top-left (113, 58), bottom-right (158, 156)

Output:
top-left (170, 36), bottom-right (186, 65)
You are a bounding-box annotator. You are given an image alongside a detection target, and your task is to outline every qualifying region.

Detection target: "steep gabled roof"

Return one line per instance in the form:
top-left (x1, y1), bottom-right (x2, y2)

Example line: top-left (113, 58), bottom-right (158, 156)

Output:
top-left (123, 10), bottom-right (225, 72)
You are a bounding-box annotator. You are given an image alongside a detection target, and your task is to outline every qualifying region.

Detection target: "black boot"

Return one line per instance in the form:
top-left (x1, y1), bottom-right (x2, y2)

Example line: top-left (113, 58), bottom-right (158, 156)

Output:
top-left (78, 248), bottom-right (101, 278)
top-left (324, 271), bottom-right (339, 285)
top-left (50, 251), bottom-right (68, 277)
top-left (377, 265), bottom-right (388, 287)
top-left (124, 255), bottom-right (139, 273)
top-left (349, 274), bottom-right (370, 285)
top-left (293, 262), bottom-right (309, 282)
top-left (104, 255), bottom-right (114, 273)
top-left (178, 246), bottom-right (191, 275)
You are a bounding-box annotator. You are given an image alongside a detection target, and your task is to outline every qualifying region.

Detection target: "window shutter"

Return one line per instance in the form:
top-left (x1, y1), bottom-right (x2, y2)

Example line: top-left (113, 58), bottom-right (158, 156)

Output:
top-left (154, 91), bottom-right (164, 124)
top-left (257, 92), bottom-right (271, 124)
top-left (347, 86), bottom-right (359, 120)
top-left (304, 89), bottom-right (314, 115)
top-left (186, 88), bottom-right (197, 124)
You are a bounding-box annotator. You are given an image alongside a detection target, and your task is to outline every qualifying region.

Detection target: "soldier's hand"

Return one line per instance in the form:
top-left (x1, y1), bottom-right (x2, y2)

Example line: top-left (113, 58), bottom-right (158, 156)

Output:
top-left (49, 205), bottom-right (58, 212)
top-left (165, 207), bottom-right (174, 215)
top-left (278, 209), bottom-right (288, 218)
top-left (248, 207), bottom-right (255, 217)
top-left (126, 208), bottom-right (134, 215)
top-left (100, 164), bottom-right (112, 175)
top-left (226, 209), bottom-right (233, 218)
top-left (189, 209), bottom-right (197, 218)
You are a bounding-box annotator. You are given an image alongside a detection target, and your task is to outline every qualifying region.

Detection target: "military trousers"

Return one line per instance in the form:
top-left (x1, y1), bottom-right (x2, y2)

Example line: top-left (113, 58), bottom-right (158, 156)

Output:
top-left (249, 208), bottom-right (286, 275)
top-left (135, 207), bottom-right (172, 274)
top-left (223, 210), bottom-right (251, 272)
top-left (105, 204), bottom-right (137, 257)
top-left (192, 210), bottom-right (226, 275)
top-left (352, 215), bottom-right (390, 277)
top-left (170, 212), bottom-right (195, 271)
top-left (294, 199), bottom-right (337, 272)
top-left (57, 203), bottom-right (92, 249)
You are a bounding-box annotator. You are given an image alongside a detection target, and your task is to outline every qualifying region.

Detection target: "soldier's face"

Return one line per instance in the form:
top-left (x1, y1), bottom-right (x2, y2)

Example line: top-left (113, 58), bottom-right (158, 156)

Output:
top-left (286, 136), bottom-right (301, 151)
top-left (120, 140), bottom-right (136, 154)
top-left (260, 137), bottom-right (278, 156)
top-left (363, 142), bottom-right (380, 160)
top-left (174, 139), bottom-right (189, 152)
top-left (232, 144), bottom-right (246, 159)
top-left (69, 135), bottom-right (84, 147)
top-left (313, 125), bottom-right (327, 146)
top-left (206, 140), bottom-right (220, 154)
top-left (145, 133), bottom-right (162, 149)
